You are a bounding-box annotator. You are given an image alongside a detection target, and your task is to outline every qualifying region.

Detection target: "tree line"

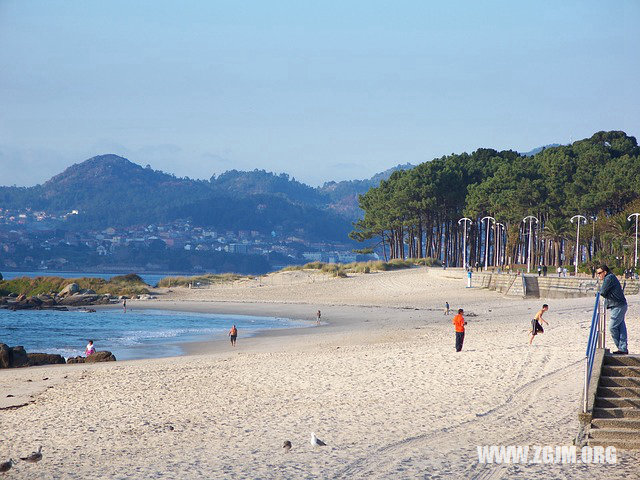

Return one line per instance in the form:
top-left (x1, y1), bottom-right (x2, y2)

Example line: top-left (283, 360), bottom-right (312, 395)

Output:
top-left (350, 131), bottom-right (640, 272)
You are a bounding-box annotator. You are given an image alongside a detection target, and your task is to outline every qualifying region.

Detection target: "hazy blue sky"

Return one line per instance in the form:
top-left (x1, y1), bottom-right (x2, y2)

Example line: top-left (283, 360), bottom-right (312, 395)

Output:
top-left (1, 1), bottom-right (639, 187)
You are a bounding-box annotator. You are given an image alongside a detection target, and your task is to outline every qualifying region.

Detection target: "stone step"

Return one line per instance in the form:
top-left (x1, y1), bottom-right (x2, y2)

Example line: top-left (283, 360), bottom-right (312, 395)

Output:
top-left (588, 428), bottom-right (640, 441)
top-left (591, 418), bottom-right (640, 430)
top-left (597, 386), bottom-right (640, 398)
top-left (595, 397), bottom-right (640, 409)
top-left (592, 407), bottom-right (640, 419)
top-left (601, 366), bottom-right (640, 377)
top-left (588, 438), bottom-right (640, 450)
top-left (599, 376), bottom-right (640, 388)
top-left (604, 354), bottom-right (640, 367)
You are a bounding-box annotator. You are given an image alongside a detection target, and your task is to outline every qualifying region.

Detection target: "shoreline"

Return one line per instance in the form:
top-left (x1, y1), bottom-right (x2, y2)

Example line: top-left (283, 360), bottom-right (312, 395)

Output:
top-left (2, 267), bottom-right (638, 478)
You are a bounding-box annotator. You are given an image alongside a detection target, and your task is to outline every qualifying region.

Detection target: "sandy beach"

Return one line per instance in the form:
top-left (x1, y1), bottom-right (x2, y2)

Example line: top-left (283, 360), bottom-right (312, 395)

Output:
top-left (1, 267), bottom-right (638, 479)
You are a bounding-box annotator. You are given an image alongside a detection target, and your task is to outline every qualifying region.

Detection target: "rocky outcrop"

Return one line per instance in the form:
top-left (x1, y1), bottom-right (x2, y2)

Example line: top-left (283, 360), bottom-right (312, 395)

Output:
top-left (57, 294), bottom-right (111, 306)
top-left (1, 293), bottom-right (111, 309)
top-left (0, 344), bottom-right (29, 368)
top-left (0, 343), bottom-right (10, 368)
top-left (27, 353), bottom-right (66, 366)
top-left (67, 351), bottom-right (117, 364)
top-left (58, 283), bottom-right (79, 297)
top-left (85, 351), bottom-right (117, 363)
top-left (1, 344), bottom-right (117, 367)
top-left (66, 356), bottom-right (86, 364)
top-left (36, 294), bottom-right (57, 307)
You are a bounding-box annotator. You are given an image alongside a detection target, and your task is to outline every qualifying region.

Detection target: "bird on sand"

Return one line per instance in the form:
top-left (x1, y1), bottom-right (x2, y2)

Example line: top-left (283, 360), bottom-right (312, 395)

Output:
top-left (20, 446), bottom-right (43, 463)
top-left (310, 432), bottom-right (326, 447)
top-left (282, 440), bottom-right (292, 453)
top-left (0, 459), bottom-right (14, 474)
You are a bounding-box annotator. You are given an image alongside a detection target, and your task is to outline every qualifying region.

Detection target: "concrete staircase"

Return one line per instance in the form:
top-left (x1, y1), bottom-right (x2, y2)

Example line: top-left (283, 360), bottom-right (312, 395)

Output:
top-left (588, 353), bottom-right (640, 449)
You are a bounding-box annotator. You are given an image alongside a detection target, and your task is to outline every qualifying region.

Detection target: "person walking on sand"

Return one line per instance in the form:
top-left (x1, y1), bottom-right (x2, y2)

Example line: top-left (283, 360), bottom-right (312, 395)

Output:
top-left (597, 265), bottom-right (629, 354)
top-left (228, 324), bottom-right (238, 347)
top-left (316, 310), bottom-right (321, 325)
top-left (529, 304), bottom-right (549, 345)
top-left (444, 302), bottom-right (450, 315)
top-left (85, 340), bottom-right (95, 356)
top-left (453, 309), bottom-right (467, 352)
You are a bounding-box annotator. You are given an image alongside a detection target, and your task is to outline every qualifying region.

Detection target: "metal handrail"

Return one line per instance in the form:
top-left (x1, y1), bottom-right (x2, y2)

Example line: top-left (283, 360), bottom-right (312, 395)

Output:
top-left (583, 292), bottom-right (601, 413)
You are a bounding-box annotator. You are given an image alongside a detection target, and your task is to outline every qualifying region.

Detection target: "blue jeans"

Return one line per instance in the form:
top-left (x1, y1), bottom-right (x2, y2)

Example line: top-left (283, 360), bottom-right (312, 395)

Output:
top-left (608, 304), bottom-right (628, 352)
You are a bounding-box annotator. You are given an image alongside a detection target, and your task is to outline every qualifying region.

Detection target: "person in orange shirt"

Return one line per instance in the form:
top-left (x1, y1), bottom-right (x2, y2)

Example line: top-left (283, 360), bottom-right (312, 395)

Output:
top-left (453, 308), bottom-right (467, 352)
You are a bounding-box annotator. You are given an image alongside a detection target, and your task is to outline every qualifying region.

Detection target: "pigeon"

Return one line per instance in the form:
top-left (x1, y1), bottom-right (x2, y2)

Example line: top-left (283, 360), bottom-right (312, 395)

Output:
top-left (282, 440), bottom-right (292, 453)
top-left (0, 459), bottom-right (14, 474)
top-left (20, 446), bottom-right (43, 463)
top-left (310, 432), bottom-right (326, 447)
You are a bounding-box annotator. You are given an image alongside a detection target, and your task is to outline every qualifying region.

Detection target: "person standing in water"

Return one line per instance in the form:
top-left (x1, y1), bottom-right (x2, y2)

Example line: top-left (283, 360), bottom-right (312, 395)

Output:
top-left (123, 298), bottom-right (127, 313)
top-left (228, 325), bottom-right (238, 346)
top-left (316, 310), bottom-right (321, 325)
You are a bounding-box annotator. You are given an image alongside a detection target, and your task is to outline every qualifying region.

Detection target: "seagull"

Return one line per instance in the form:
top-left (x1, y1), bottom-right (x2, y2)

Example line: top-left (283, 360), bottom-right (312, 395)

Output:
top-left (20, 446), bottom-right (43, 463)
top-left (0, 459), bottom-right (14, 474)
top-left (282, 440), bottom-right (292, 453)
top-left (310, 432), bottom-right (326, 447)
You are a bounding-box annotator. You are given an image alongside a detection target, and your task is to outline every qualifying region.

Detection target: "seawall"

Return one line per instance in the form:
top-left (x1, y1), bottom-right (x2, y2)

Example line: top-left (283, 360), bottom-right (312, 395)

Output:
top-left (474, 272), bottom-right (639, 299)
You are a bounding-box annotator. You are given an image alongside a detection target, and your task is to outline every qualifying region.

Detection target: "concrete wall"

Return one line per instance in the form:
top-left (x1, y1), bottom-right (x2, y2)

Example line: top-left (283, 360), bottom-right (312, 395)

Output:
top-left (475, 272), bottom-right (639, 299)
top-left (474, 272), bottom-right (524, 297)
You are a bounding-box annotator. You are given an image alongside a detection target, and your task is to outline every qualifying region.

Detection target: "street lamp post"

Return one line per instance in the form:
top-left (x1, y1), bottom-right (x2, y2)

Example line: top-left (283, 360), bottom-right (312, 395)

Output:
top-left (481, 216), bottom-right (495, 271)
top-left (628, 213), bottom-right (640, 269)
top-left (496, 222), bottom-right (505, 267)
top-left (522, 216), bottom-right (539, 273)
top-left (458, 217), bottom-right (472, 269)
top-left (571, 215), bottom-right (587, 275)
top-left (590, 215), bottom-right (597, 260)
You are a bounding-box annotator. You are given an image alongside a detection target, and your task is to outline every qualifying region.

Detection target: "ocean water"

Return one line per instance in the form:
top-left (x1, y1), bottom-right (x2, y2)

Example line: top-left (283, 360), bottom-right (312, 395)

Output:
top-left (0, 308), bottom-right (306, 361)
top-left (1, 271), bottom-right (168, 287)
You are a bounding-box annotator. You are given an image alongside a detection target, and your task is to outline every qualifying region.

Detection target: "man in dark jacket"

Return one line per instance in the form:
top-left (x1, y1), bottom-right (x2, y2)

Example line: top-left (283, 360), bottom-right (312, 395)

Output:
top-left (597, 265), bottom-right (628, 354)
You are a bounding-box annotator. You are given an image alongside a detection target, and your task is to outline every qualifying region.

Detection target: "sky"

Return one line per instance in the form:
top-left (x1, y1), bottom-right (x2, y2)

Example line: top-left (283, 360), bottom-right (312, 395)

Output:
top-left (1, 0), bottom-right (639, 187)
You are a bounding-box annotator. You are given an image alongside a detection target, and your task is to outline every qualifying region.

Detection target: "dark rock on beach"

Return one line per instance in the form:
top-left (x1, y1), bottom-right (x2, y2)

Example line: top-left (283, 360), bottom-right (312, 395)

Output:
top-left (0, 344), bottom-right (29, 368)
top-left (1, 344), bottom-right (117, 368)
top-left (67, 351), bottom-right (116, 363)
top-left (27, 353), bottom-right (66, 366)
top-left (0, 344), bottom-right (10, 368)
top-left (85, 351), bottom-right (117, 363)
top-left (66, 356), bottom-right (86, 364)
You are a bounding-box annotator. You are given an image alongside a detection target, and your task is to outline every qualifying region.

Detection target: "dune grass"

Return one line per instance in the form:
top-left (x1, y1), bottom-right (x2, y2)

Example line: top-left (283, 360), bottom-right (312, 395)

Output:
top-left (0, 273), bottom-right (150, 297)
top-left (156, 273), bottom-right (248, 288)
top-left (280, 257), bottom-right (441, 277)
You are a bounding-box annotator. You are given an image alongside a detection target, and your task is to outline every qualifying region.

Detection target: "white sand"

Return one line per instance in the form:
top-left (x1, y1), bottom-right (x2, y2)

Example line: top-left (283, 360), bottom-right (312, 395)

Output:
top-left (1, 268), bottom-right (638, 479)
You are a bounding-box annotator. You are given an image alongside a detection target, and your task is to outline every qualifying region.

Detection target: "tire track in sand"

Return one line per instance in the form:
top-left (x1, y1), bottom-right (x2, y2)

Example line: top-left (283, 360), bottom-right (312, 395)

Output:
top-left (334, 360), bottom-right (583, 480)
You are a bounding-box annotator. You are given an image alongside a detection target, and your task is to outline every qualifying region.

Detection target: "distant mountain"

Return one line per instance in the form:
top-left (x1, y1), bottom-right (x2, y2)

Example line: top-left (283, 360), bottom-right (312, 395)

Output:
top-left (210, 169), bottom-right (328, 206)
top-left (319, 163), bottom-right (416, 217)
top-left (0, 154), bottom-right (212, 228)
top-left (0, 155), bottom-right (419, 239)
top-left (521, 144), bottom-right (562, 156)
